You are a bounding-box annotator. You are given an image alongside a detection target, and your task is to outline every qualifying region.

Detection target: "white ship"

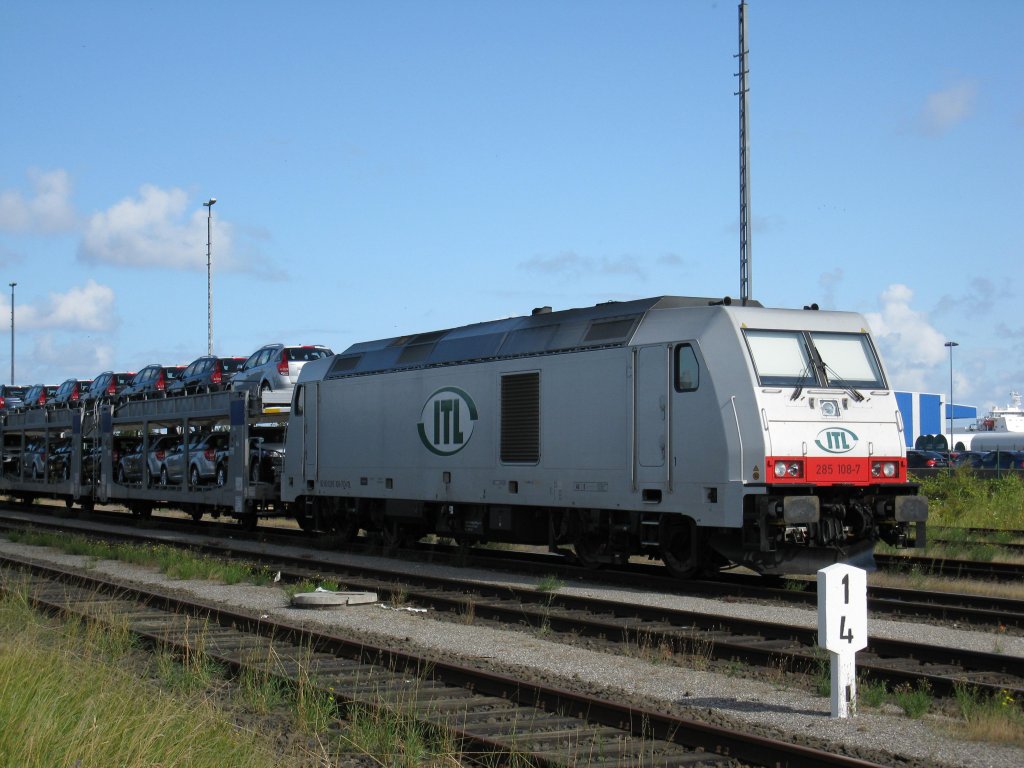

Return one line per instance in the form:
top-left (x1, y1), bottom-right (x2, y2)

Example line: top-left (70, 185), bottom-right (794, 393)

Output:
top-left (956, 392), bottom-right (1024, 451)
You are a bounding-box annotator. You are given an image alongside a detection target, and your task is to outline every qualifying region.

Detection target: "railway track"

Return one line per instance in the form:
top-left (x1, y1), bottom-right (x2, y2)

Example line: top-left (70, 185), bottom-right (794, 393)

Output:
top-left (3, 505), bottom-right (1022, 633)
top-left (0, 551), bottom-right (900, 768)
top-left (4, 504), bottom-right (1024, 633)
top-left (874, 553), bottom-right (1024, 582)
top-left (8, 498), bottom-right (1024, 586)
top-left (220, 553), bottom-right (1024, 702)
top-left (3, 509), bottom-right (1021, 706)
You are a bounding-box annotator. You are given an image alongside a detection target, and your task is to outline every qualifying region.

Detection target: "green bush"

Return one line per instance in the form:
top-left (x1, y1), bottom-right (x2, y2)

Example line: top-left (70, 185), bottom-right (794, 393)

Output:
top-left (893, 680), bottom-right (933, 718)
top-left (916, 471), bottom-right (1024, 529)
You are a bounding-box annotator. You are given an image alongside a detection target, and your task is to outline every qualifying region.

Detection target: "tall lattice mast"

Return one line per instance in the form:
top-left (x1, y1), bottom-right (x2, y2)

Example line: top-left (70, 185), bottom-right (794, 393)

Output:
top-left (735, 1), bottom-right (752, 304)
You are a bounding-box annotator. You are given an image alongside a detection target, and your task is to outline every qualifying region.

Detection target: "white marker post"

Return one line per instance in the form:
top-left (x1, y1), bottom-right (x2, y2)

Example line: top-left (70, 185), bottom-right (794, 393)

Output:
top-left (817, 563), bottom-right (867, 718)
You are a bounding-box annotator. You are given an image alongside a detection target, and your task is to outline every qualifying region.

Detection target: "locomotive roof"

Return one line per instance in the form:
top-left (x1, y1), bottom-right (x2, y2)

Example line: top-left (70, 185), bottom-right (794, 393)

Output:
top-left (325, 295), bottom-right (762, 379)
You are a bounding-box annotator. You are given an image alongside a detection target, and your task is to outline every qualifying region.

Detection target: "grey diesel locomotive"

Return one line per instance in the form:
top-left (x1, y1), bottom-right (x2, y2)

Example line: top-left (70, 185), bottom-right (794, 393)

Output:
top-left (282, 296), bottom-right (926, 576)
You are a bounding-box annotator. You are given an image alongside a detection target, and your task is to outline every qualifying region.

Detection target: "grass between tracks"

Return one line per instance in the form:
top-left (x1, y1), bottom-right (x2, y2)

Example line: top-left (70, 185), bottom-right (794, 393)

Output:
top-left (0, 531), bottom-right (505, 766)
top-left (0, 576), bottom-right (306, 768)
top-left (0, 573), bottom-right (509, 767)
top-left (5, 528), bottom-right (280, 585)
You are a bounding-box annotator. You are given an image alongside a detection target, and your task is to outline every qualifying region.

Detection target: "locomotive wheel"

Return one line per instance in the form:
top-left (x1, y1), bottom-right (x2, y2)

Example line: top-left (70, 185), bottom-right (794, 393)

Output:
top-left (572, 533), bottom-right (609, 568)
top-left (336, 510), bottom-right (361, 542)
top-left (660, 516), bottom-right (701, 579)
top-left (570, 510), bottom-right (611, 568)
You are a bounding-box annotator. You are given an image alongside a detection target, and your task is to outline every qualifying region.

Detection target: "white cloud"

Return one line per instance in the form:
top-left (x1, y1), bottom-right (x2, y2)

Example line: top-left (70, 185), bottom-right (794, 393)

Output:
top-left (0, 168), bottom-right (77, 233)
top-left (24, 333), bottom-right (115, 384)
top-left (864, 283), bottom-right (949, 392)
top-left (78, 185), bottom-right (235, 271)
top-left (8, 280), bottom-right (119, 333)
top-left (918, 80), bottom-right (977, 136)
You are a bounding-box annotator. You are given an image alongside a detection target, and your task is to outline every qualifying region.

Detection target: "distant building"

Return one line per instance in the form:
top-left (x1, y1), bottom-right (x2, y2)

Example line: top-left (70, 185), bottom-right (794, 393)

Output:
top-left (895, 391), bottom-right (977, 450)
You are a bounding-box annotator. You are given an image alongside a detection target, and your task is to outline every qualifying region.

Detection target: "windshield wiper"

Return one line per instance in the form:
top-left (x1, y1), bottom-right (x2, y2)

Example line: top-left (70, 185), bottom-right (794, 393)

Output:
top-left (790, 351), bottom-right (816, 401)
top-left (819, 360), bottom-right (865, 402)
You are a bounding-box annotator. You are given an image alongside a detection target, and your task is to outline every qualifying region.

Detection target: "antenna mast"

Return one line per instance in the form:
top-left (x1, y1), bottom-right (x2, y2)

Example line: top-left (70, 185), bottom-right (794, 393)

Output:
top-left (736, 1), bottom-right (752, 304)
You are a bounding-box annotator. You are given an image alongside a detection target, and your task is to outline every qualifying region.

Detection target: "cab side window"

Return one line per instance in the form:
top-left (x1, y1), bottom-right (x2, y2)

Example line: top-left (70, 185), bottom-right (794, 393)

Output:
top-left (674, 344), bottom-right (699, 392)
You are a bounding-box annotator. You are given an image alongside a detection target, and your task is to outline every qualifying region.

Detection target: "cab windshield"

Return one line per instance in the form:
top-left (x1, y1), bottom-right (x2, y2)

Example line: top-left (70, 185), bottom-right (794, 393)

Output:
top-left (744, 329), bottom-right (885, 389)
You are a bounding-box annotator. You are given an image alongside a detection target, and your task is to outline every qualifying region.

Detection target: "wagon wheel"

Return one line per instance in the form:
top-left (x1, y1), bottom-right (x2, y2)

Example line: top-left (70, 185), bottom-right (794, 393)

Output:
top-left (131, 503), bottom-right (152, 519)
top-left (659, 516), bottom-right (702, 579)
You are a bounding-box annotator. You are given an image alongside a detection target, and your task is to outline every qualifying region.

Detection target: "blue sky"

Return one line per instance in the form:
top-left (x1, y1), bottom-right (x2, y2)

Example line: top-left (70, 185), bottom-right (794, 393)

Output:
top-left (0, 1), bottom-right (1020, 415)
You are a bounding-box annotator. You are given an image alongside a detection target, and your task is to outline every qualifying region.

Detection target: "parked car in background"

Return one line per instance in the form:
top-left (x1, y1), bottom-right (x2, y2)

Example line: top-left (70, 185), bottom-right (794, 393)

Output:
top-left (231, 344), bottom-right (333, 396)
top-left (947, 450), bottom-right (984, 467)
top-left (116, 434), bottom-right (180, 485)
top-left (0, 385), bottom-right (26, 413)
top-left (84, 372), bottom-right (135, 406)
top-left (20, 384), bottom-right (57, 410)
top-left (906, 450), bottom-right (948, 469)
top-left (166, 355), bottom-right (246, 396)
top-left (969, 451), bottom-right (1024, 470)
top-left (50, 378), bottom-right (93, 409)
top-left (118, 364), bottom-right (186, 403)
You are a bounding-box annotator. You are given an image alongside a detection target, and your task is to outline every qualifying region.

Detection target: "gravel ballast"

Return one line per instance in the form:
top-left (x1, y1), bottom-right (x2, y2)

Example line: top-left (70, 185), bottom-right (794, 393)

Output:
top-left (2, 533), bottom-right (1022, 768)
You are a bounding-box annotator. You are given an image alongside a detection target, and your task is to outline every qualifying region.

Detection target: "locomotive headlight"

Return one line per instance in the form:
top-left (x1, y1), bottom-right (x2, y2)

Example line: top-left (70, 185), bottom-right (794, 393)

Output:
top-left (871, 461), bottom-right (897, 478)
top-left (773, 461), bottom-right (803, 478)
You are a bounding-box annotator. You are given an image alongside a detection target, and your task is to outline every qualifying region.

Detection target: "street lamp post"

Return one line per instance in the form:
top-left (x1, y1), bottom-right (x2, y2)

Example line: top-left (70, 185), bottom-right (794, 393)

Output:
top-left (8, 282), bottom-right (15, 385)
top-left (203, 198), bottom-right (216, 355)
top-left (945, 340), bottom-right (959, 454)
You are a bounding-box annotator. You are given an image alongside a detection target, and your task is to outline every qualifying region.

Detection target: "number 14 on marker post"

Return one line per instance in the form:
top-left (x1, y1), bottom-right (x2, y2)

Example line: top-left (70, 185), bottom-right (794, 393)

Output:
top-left (817, 563), bottom-right (867, 718)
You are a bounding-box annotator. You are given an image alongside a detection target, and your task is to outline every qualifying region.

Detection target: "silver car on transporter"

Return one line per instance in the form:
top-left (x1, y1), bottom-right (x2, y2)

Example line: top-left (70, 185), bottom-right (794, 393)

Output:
top-left (230, 343), bottom-right (333, 397)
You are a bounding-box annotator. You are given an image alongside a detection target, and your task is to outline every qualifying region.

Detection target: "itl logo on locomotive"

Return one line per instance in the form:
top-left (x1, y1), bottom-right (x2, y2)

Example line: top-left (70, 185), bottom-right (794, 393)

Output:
top-left (417, 387), bottom-right (478, 456)
top-left (815, 427), bottom-right (859, 454)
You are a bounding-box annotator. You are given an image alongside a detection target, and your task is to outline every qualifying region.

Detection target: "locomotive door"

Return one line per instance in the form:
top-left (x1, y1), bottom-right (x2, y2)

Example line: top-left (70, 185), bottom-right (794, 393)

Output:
top-left (302, 382), bottom-right (319, 483)
top-left (635, 345), bottom-right (668, 480)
